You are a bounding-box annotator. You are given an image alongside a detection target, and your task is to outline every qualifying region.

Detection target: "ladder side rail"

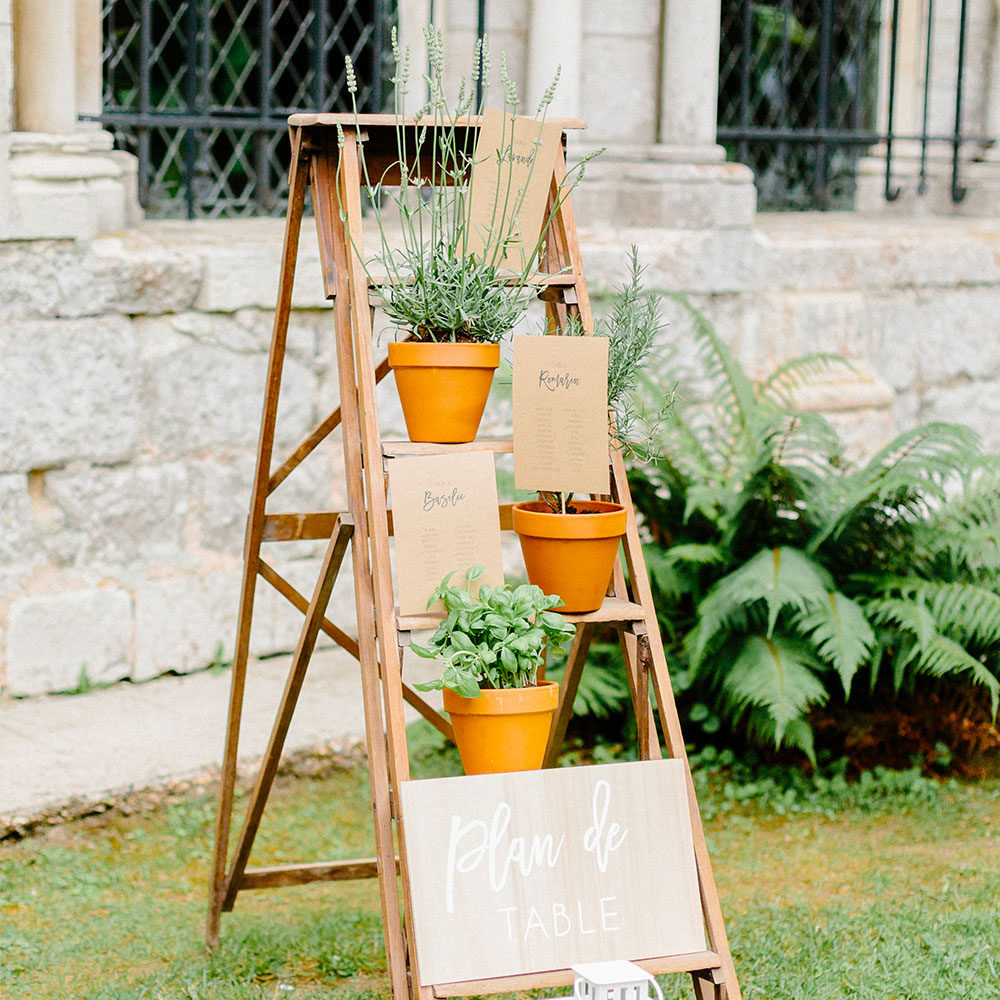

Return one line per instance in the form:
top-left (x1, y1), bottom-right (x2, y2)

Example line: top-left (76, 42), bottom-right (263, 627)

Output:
top-left (335, 129), bottom-right (425, 998)
top-left (317, 140), bottom-right (411, 1000)
top-left (611, 449), bottom-right (742, 1000)
top-left (206, 130), bottom-right (310, 949)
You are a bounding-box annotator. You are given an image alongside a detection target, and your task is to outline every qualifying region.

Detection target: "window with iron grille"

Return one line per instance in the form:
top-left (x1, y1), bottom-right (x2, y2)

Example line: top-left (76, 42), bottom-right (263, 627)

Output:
top-left (100, 0), bottom-right (395, 218)
top-left (718, 0), bottom-right (882, 211)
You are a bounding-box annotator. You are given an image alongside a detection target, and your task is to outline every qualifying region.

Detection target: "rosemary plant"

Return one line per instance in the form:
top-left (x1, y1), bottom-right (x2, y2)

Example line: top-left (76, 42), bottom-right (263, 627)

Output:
top-left (339, 27), bottom-right (603, 344)
top-left (540, 246), bottom-right (672, 513)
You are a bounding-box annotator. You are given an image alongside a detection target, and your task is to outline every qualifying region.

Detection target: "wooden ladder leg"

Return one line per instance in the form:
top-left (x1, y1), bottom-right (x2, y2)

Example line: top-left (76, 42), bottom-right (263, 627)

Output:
top-left (221, 517), bottom-right (354, 911)
top-left (543, 623), bottom-right (595, 767)
top-left (206, 131), bottom-right (309, 951)
top-left (692, 967), bottom-right (727, 999)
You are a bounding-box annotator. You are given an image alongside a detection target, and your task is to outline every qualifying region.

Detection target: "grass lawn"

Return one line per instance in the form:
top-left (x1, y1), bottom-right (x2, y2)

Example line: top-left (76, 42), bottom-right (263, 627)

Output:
top-left (1, 735), bottom-right (998, 1000)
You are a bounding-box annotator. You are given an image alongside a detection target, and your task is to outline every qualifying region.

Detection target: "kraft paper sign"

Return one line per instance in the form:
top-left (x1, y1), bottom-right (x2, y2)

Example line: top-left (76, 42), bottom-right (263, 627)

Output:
top-left (399, 759), bottom-right (706, 985)
top-left (388, 451), bottom-right (504, 616)
top-left (513, 334), bottom-right (611, 494)
top-left (464, 107), bottom-right (562, 272)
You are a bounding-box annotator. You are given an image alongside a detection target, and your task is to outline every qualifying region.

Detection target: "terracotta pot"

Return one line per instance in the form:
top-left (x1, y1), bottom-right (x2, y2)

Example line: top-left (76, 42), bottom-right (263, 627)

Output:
top-left (512, 500), bottom-right (627, 613)
top-left (387, 340), bottom-right (500, 443)
top-left (443, 681), bottom-right (559, 775)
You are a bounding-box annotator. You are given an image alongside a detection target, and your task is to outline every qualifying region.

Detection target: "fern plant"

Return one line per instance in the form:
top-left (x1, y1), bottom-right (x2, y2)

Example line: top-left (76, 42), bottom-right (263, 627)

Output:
top-left (630, 299), bottom-right (1000, 763)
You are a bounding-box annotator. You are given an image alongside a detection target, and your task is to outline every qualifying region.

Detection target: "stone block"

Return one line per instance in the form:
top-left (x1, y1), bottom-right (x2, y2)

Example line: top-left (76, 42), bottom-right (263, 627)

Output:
top-left (41, 462), bottom-right (188, 569)
top-left (867, 288), bottom-right (1000, 388)
top-left (0, 473), bottom-right (39, 566)
top-left (0, 317), bottom-right (140, 472)
top-left (0, 240), bottom-right (88, 319)
top-left (920, 379), bottom-right (1000, 450)
top-left (185, 221), bottom-right (328, 312)
top-left (88, 230), bottom-right (201, 316)
top-left (134, 572), bottom-right (240, 681)
top-left (190, 452), bottom-right (335, 555)
top-left (785, 292), bottom-right (868, 362)
top-left (138, 338), bottom-right (317, 459)
top-left (5, 587), bottom-right (133, 695)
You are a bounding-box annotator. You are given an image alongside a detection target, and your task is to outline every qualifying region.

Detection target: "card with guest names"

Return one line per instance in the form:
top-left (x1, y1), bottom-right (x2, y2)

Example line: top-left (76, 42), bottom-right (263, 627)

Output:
top-left (388, 450), bottom-right (504, 617)
top-left (513, 334), bottom-right (611, 495)
top-left (463, 107), bottom-right (563, 273)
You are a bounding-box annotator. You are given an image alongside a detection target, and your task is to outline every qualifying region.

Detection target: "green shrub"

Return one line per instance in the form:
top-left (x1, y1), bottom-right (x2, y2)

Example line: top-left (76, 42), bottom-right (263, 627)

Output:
top-left (628, 299), bottom-right (1000, 763)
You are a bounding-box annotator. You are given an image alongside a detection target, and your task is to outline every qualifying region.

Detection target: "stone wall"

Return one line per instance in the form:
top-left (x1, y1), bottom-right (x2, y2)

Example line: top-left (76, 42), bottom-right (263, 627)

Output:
top-left (3, 212), bottom-right (1000, 696)
top-left (0, 223), bottom-right (350, 695)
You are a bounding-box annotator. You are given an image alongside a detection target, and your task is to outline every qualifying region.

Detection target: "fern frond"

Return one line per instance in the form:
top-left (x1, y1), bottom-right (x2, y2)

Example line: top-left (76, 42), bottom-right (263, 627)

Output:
top-left (745, 710), bottom-right (818, 765)
top-left (867, 595), bottom-right (1000, 715)
top-left (721, 635), bottom-right (829, 744)
top-left (664, 543), bottom-right (726, 565)
top-left (666, 294), bottom-right (760, 443)
top-left (691, 547), bottom-right (832, 666)
top-left (757, 353), bottom-right (857, 408)
top-left (794, 591), bottom-right (875, 697)
top-left (919, 457), bottom-right (1000, 573)
top-left (867, 596), bottom-right (937, 648)
top-left (900, 580), bottom-right (1000, 649)
top-left (809, 423), bottom-right (980, 553)
top-left (909, 634), bottom-right (999, 716)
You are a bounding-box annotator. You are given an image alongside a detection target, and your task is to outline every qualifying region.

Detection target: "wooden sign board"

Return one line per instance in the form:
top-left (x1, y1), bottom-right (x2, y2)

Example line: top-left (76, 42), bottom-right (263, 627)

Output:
top-left (513, 334), bottom-right (611, 495)
top-left (464, 108), bottom-right (563, 272)
top-left (388, 451), bottom-right (504, 615)
top-left (398, 759), bottom-right (706, 986)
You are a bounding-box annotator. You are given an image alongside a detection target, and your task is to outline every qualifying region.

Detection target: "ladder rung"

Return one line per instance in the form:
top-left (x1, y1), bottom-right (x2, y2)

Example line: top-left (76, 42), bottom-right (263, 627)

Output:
top-left (382, 437), bottom-right (514, 458)
top-left (369, 272), bottom-right (578, 290)
top-left (238, 857), bottom-right (386, 890)
top-left (396, 596), bottom-right (647, 634)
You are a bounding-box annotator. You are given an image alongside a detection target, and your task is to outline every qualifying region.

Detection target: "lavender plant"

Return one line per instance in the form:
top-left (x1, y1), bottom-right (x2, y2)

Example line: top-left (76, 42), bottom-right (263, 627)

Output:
top-left (339, 27), bottom-right (603, 344)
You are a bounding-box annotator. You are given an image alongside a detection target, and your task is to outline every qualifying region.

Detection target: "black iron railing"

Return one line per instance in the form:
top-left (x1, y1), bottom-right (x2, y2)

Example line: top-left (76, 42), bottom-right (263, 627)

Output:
top-left (94, 0), bottom-right (395, 218)
top-left (718, 0), bottom-right (992, 210)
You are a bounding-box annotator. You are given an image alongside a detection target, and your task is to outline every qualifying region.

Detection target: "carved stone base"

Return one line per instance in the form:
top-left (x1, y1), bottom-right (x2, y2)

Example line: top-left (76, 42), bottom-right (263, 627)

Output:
top-left (571, 143), bottom-right (757, 230)
top-left (4, 129), bottom-right (141, 240)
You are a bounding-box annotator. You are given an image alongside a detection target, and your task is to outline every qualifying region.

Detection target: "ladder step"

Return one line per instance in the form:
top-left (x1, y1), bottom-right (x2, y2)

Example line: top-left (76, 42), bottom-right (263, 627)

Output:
top-left (382, 437), bottom-right (513, 458)
top-left (397, 595), bottom-right (647, 635)
top-left (430, 951), bottom-right (724, 997)
top-left (369, 272), bottom-right (579, 290)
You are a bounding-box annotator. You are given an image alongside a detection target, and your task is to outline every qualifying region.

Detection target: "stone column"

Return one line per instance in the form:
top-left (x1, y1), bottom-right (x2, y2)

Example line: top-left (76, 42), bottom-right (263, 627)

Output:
top-left (399, 0), bottom-right (431, 113)
top-left (5, 0), bottom-right (138, 239)
top-left (526, 0), bottom-right (582, 118)
top-left (0, 0), bottom-right (12, 233)
top-left (659, 0), bottom-right (723, 151)
top-left (14, 0), bottom-right (77, 132)
top-left (572, 0), bottom-right (756, 230)
top-left (75, 0), bottom-right (103, 122)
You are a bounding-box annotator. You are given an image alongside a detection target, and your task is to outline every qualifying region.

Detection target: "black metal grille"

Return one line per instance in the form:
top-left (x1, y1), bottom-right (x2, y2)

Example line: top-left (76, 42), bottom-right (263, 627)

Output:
top-left (98, 0), bottom-right (394, 218)
top-left (717, 0), bottom-right (988, 210)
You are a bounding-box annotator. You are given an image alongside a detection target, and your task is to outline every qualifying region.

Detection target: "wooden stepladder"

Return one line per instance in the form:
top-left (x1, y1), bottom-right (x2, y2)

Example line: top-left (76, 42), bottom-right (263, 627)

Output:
top-left (206, 113), bottom-right (742, 1000)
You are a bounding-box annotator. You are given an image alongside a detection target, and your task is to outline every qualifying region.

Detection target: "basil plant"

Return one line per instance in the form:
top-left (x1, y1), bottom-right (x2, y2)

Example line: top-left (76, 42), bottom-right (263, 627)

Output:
top-left (412, 566), bottom-right (575, 698)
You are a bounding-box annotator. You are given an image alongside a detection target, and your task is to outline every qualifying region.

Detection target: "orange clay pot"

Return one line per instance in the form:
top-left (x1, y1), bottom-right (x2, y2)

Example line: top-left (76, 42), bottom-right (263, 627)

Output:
top-left (387, 340), bottom-right (500, 443)
top-left (443, 681), bottom-right (559, 775)
top-left (512, 500), bottom-right (628, 613)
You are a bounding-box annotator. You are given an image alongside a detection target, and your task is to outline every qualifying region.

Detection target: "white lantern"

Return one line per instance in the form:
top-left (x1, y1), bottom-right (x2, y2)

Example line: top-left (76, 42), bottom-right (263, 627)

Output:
top-left (571, 960), bottom-right (664, 1000)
